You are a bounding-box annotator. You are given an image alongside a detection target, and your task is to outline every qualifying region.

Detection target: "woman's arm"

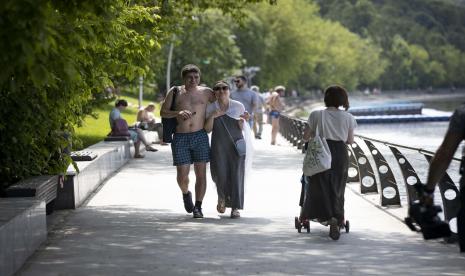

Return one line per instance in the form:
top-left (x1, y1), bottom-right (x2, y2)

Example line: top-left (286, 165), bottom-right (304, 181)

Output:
top-left (204, 114), bottom-right (215, 133)
top-left (346, 128), bottom-right (354, 144)
top-left (238, 118), bottom-right (244, 130)
top-left (204, 109), bottom-right (224, 133)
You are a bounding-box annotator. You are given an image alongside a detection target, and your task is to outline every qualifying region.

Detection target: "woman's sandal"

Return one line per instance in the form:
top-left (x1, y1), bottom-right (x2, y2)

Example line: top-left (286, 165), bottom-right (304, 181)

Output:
top-left (217, 199), bottom-right (226, 214)
top-left (328, 217), bottom-right (340, 240)
top-left (134, 154), bottom-right (145, 159)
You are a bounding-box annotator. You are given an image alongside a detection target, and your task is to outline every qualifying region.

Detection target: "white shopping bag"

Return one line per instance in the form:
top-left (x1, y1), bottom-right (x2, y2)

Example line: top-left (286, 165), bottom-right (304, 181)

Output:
top-left (303, 110), bottom-right (331, 176)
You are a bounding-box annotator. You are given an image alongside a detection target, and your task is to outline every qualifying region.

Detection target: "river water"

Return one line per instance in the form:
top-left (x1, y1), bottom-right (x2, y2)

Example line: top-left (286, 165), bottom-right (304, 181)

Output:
top-left (346, 94), bottom-right (465, 224)
top-left (352, 94), bottom-right (465, 171)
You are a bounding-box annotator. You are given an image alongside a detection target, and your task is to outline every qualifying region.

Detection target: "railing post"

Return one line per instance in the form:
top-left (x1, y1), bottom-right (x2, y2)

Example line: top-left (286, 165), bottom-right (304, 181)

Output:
top-left (389, 146), bottom-right (420, 204)
top-left (347, 145), bottom-right (360, 183)
top-left (350, 141), bottom-right (378, 194)
top-left (363, 140), bottom-right (401, 206)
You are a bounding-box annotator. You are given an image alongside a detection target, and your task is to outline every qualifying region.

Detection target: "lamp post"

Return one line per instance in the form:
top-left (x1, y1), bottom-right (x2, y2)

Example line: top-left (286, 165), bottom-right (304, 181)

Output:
top-left (166, 36), bottom-right (175, 95)
top-left (138, 75), bottom-right (143, 109)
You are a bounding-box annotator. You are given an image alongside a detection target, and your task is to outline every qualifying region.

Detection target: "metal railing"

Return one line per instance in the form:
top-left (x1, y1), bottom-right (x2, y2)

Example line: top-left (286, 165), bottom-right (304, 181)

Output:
top-left (279, 114), bottom-right (461, 233)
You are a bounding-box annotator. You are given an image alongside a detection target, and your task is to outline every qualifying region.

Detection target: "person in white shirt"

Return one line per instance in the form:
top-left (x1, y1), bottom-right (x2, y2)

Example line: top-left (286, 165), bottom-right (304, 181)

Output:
top-left (301, 85), bottom-right (357, 240)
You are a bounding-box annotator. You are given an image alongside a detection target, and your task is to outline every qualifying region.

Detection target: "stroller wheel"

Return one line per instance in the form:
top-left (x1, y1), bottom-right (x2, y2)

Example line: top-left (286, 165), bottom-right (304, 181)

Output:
top-left (303, 219), bottom-right (310, 233)
top-left (295, 217), bottom-right (302, 233)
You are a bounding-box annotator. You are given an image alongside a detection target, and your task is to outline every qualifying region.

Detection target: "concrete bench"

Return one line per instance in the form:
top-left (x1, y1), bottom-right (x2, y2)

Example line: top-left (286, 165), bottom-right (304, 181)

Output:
top-left (104, 130), bottom-right (158, 144)
top-left (5, 175), bottom-right (58, 215)
top-left (55, 129), bottom-right (157, 210)
top-left (0, 198), bottom-right (46, 276)
top-left (55, 140), bottom-right (131, 209)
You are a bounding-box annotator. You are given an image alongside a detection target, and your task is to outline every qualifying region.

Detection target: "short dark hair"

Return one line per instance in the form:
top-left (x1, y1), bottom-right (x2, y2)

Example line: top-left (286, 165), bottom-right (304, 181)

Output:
top-left (235, 75), bottom-right (247, 82)
top-left (115, 99), bottom-right (128, 107)
top-left (181, 64), bottom-right (201, 79)
top-left (324, 85), bottom-right (349, 110)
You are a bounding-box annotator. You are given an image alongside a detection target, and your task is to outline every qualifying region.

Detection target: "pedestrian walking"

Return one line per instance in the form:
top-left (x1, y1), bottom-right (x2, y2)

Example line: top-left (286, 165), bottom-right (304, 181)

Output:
top-left (300, 85), bottom-right (357, 240)
top-left (160, 64), bottom-right (213, 219)
top-left (267, 86), bottom-right (285, 145)
top-left (230, 75), bottom-right (257, 128)
top-left (205, 81), bottom-right (251, 218)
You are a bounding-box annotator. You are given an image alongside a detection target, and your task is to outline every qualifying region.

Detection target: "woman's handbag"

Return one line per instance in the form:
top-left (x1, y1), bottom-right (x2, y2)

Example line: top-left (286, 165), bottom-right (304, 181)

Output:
top-left (161, 86), bottom-right (179, 143)
top-left (111, 118), bottom-right (131, 137)
top-left (220, 117), bottom-right (246, 157)
top-left (303, 110), bottom-right (331, 176)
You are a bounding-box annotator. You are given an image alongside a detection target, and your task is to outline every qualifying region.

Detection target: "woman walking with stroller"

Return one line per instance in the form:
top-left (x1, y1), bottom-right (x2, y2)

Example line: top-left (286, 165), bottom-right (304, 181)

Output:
top-left (205, 81), bottom-right (252, 218)
top-left (301, 85), bottom-right (357, 240)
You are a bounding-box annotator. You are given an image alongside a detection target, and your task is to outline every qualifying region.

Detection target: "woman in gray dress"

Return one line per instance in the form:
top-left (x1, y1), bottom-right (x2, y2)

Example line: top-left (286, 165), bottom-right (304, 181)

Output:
top-left (301, 85), bottom-right (357, 240)
top-left (205, 81), bottom-right (248, 218)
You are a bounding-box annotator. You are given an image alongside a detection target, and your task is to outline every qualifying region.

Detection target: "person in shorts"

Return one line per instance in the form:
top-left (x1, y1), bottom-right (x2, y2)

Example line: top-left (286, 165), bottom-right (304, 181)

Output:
top-left (160, 64), bottom-right (213, 218)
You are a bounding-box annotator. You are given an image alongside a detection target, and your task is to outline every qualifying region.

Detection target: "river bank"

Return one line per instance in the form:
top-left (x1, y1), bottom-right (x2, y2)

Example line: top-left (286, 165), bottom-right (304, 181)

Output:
top-left (285, 89), bottom-right (465, 118)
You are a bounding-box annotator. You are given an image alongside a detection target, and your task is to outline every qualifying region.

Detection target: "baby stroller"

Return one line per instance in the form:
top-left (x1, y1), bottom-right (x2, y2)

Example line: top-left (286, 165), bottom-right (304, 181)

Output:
top-left (294, 174), bottom-right (350, 235)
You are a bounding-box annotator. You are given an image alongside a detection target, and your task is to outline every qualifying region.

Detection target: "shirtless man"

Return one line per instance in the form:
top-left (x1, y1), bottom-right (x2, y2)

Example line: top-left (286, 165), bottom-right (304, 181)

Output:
top-left (160, 64), bottom-right (213, 218)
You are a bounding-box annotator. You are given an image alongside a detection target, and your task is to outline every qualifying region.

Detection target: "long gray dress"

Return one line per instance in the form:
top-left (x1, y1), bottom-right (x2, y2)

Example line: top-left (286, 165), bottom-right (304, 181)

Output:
top-left (210, 114), bottom-right (246, 209)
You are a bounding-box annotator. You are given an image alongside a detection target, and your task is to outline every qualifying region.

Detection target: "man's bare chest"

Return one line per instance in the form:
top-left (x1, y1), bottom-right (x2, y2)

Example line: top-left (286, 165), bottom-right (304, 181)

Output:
top-left (176, 92), bottom-right (207, 108)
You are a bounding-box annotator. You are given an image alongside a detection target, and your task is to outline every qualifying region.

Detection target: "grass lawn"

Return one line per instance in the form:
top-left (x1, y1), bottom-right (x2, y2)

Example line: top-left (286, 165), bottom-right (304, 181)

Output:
top-left (74, 94), bottom-right (161, 150)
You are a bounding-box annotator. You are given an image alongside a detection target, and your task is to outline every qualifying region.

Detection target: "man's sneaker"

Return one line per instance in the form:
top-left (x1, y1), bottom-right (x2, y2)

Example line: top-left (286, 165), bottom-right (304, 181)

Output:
top-left (183, 191), bottom-right (194, 213)
top-left (329, 217), bottom-right (340, 240)
top-left (193, 206), bottom-right (204, 218)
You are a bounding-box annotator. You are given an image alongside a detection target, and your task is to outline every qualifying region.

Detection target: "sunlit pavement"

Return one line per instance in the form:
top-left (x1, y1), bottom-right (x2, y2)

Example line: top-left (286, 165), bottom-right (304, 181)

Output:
top-left (18, 124), bottom-right (465, 275)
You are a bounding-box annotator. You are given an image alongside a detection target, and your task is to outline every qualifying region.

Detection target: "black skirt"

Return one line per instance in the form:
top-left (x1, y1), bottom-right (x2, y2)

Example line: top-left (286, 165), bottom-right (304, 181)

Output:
top-left (300, 140), bottom-right (349, 223)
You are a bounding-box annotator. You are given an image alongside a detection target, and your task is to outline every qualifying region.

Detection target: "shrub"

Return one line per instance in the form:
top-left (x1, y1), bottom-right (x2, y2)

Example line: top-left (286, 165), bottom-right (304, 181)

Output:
top-left (0, 0), bottom-right (160, 192)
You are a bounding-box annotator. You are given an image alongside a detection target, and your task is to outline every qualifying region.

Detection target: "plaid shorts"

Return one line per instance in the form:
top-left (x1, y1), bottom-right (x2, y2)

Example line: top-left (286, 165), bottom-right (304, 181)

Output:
top-left (171, 129), bottom-right (210, 166)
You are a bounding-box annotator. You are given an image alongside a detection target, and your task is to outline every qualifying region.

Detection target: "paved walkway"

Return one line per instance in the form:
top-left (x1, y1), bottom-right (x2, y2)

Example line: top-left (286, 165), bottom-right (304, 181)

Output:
top-left (18, 125), bottom-right (465, 275)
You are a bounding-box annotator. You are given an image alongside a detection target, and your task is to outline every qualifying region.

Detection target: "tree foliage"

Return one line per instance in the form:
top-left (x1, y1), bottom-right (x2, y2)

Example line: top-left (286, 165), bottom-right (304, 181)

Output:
top-left (230, 0), bottom-right (385, 91)
top-left (315, 0), bottom-right (465, 89)
top-left (0, 0), bottom-right (272, 189)
top-left (157, 10), bottom-right (245, 89)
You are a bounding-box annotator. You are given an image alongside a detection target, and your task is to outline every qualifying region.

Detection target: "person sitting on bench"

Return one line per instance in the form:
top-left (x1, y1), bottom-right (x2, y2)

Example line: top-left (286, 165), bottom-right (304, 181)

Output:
top-left (110, 99), bottom-right (158, 158)
top-left (136, 103), bottom-right (167, 145)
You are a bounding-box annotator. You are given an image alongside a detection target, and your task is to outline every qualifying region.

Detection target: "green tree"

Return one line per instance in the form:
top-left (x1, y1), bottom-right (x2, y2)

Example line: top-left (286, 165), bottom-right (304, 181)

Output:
top-left (431, 45), bottom-right (465, 87)
top-left (0, 0), bottom-right (161, 189)
top-left (0, 0), bottom-right (273, 190)
top-left (159, 10), bottom-right (245, 88)
top-left (234, 0), bottom-right (315, 89)
top-left (315, 0), bottom-right (465, 89)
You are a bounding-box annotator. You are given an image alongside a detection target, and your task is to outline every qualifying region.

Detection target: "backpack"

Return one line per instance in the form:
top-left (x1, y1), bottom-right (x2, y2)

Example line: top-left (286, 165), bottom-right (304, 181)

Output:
top-left (161, 86), bottom-right (179, 143)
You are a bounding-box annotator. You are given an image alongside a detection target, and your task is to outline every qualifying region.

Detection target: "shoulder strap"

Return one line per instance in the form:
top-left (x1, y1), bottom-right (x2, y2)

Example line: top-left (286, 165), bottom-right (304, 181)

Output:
top-left (220, 117), bottom-right (237, 145)
top-left (170, 86), bottom-right (178, 111)
top-left (317, 110), bottom-right (326, 138)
